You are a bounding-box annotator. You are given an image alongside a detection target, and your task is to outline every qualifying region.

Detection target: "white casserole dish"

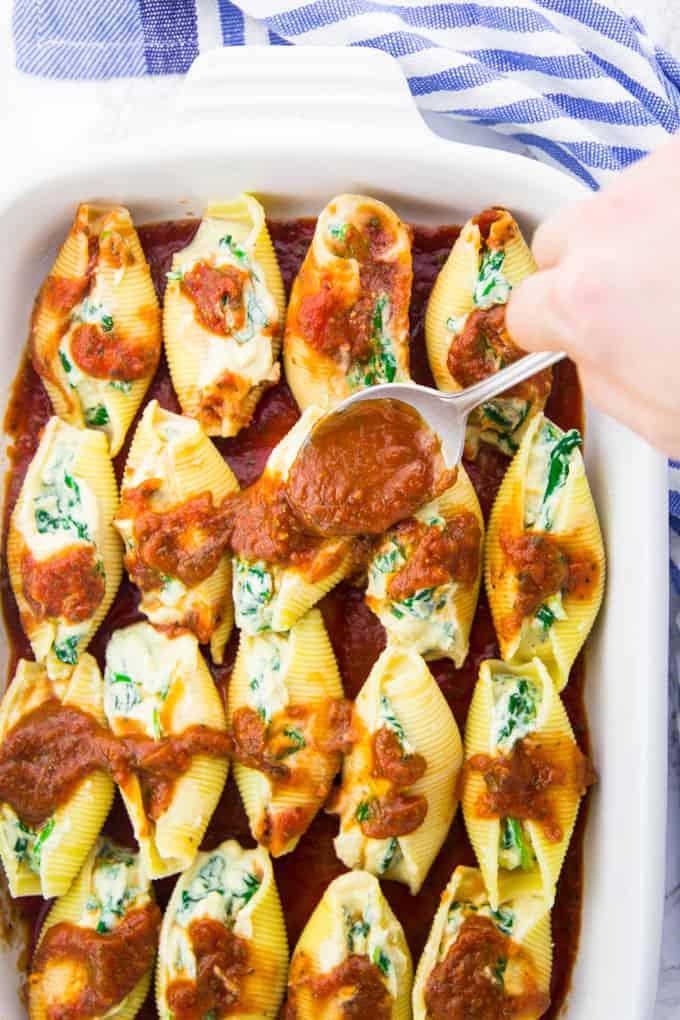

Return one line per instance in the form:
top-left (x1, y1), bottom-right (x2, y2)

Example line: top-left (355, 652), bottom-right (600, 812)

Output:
top-left (0, 45), bottom-right (668, 1020)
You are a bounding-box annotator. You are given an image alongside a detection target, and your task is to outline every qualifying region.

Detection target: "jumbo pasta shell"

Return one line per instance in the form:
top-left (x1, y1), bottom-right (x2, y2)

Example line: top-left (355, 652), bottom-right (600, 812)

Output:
top-left (425, 208), bottom-right (537, 394)
top-left (233, 407), bottom-right (355, 633)
top-left (412, 865), bottom-right (551, 1020)
top-left (7, 417), bottom-right (122, 680)
top-left (283, 328), bottom-right (347, 410)
top-left (0, 655), bottom-right (114, 899)
top-left (153, 754), bottom-right (229, 869)
top-left (425, 221), bottom-right (478, 393)
top-left (485, 412), bottom-right (605, 690)
top-left (156, 841), bottom-right (288, 1019)
top-left (117, 401), bottom-right (239, 658)
top-left (430, 466), bottom-right (484, 665)
top-left (284, 194), bottom-right (412, 412)
top-left (462, 657), bottom-right (587, 910)
top-left (334, 645), bottom-right (462, 894)
top-left (366, 465), bottom-right (484, 667)
top-left (104, 623), bottom-right (228, 880)
top-left (286, 870), bottom-right (412, 1020)
top-left (229, 609), bottom-right (343, 856)
top-left (164, 194), bottom-right (284, 438)
top-left (31, 204), bottom-right (160, 456)
top-left (29, 838), bottom-right (154, 1020)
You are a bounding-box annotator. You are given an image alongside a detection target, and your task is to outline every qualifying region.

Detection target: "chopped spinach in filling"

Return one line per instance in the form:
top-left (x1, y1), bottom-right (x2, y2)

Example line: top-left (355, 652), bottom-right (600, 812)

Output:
top-left (177, 852), bottom-right (261, 924)
top-left (499, 816), bottom-right (536, 871)
top-left (234, 560), bottom-right (274, 632)
top-left (348, 295), bottom-right (400, 389)
top-left (445, 899), bottom-right (515, 948)
top-left (525, 420), bottom-right (582, 531)
top-left (8, 815), bottom-right (54, 874)
top-left (492, 675), bottom-right (539, 752)
top-left (33, 445), bottom-right (93, 544)
top-left (84, 841), bottom-right (140, 933)
top-left (473, 248), bottom-right (511, 308)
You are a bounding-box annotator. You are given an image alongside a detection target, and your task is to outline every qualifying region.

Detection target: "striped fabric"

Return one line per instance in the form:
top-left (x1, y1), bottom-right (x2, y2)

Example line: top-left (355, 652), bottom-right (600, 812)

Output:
top-left (13, 0), bottom-right (680, 187)
top-left (11, 0), bottom-right (680, 692)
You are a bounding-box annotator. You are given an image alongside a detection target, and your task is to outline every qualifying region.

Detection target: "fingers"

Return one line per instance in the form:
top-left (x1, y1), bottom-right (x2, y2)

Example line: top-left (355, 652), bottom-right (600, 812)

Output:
top-left (530, 195), bottom-right (592, 268)
top-left (505, 270), bottom-right (572, 353)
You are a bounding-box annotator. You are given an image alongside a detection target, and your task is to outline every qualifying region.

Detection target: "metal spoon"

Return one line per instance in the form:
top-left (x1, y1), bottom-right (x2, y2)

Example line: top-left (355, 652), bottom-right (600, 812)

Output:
top-left (330, 351), bottom-right (565, 464)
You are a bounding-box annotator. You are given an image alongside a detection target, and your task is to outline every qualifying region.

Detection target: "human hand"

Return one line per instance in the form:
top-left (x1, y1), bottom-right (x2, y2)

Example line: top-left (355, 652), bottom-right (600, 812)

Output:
top-left (506, 130), bottom-right (680, 457)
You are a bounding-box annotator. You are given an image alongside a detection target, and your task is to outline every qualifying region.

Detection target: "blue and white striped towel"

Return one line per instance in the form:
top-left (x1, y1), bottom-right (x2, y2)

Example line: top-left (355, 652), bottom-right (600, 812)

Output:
top-left (11, 0), bottom-right (680, 696)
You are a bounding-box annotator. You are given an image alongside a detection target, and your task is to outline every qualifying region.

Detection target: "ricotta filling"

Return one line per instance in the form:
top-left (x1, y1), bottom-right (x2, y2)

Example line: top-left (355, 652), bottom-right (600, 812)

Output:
top-left (318, 888), bottom-right (406, 999)
top-left (20, 429), bottom-right (103, 666)
top-left (80, 840), bottom-right (148, 934)
top-left (174, 232), bottom-right (278, 396)
top-left (166, 847), bottom-right (262, 986)
top-left (524, 420), bottom-right (582, 533)
top-left (59, 278), bottom-right (134, 444)
top-left (104, 625), bottom-right (196, 739)
top-left (491, 672), bottom-right (542, 872)
top-left (366, 516), bottom-right (459, 657)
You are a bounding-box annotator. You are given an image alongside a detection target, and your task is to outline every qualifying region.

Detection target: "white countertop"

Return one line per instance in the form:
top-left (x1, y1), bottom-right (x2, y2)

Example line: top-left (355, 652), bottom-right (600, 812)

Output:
top-left (1, 1), bottom-right (679, 1016)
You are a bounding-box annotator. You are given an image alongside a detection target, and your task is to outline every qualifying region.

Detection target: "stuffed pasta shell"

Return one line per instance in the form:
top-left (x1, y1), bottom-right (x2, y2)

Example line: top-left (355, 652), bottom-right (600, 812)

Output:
top-left (156, 840), bottom-right (288, 1019)
top-left (485, 413), bottom-right (605, 690)
top-left (365, 465), bottom-right (483, 665)
top-left (228, 609), bottom-right (348, 856)
top-left (103, 622), bottom-right (229, 879)
top-left (462, 658), bottom-right (594, 910)
top-left (7, 417), bottom-right (122, 679)
top-left (164, 194), bottom-right (285, 437)
top-left (425, 207), bottom-right (551, 457)
top-left (30, 203), bottom-right (161, 456)
top-left (0, 654), bottom-right (114, 898)
top-left (29, 837), bottom-right (159, 1020)
top-left (412, 865), bottom-right (551, 1020)
top-left (330, 645), bottom-right (462, 894)
top-left (285, 870), bottom-right (412, 1020)
top-left (284, 194), bottom-right (412, 409)
top-left (227, 407), bottom-right (354, 635)
top-left (115, 400), bottom-right (239, 662)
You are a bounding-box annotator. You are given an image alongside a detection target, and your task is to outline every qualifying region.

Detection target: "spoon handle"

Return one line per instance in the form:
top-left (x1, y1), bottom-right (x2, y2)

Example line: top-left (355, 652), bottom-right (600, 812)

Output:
top-left (442, 350), bottom-right (566, 415)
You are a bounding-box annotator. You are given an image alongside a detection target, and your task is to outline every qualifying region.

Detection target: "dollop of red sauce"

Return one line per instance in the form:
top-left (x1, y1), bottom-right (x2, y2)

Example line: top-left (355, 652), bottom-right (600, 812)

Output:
top-left (466, 737), bottom-right (595, 842)
top-left (223, 475), bottom-right (321, 566)
top-left (291, 210), bottom-right (410, 365)
top-left (335, 723), bottom-right (428, 841)
top-left (30, 903), bottom-right (161, 1020)
top-left (121, 484), bottom-right (228, 589)
top-left (181, 261), bottom-right (250, 336)
top-left (70, 322), bottom-right (158, 381)
top-left (289, 954), bottom-right (391, 1020)
top-left (0, 699), bottom-right (231, 827)
top-left (230, 699), bottom-right (352, 855)
top-left (21, 545), bottom-right (105, 624)
top-left (386, 511), bottom-right (481, 602)
top-left (165, 918), bottom-right (250, 1020)
top-left (499, 530), bottom-right (600, 634)
top-left (424, 913), bottom-right (550, 1020)
top-left (286, 399), bottom-right (454, 538)
top-left (372, 726), bottom-right (427, 788)
top-left (3, 218), bottom-right (588, 1020)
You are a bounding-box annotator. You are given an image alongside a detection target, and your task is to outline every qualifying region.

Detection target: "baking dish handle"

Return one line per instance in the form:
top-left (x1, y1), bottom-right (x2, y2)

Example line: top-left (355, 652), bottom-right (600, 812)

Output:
top-left (177, 46), bottom-right (430, 137)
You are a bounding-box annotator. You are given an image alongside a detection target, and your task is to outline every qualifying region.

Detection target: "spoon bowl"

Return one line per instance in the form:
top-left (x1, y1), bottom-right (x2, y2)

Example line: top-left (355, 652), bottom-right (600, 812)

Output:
top-left (330, 351), bottom-right (565, 464)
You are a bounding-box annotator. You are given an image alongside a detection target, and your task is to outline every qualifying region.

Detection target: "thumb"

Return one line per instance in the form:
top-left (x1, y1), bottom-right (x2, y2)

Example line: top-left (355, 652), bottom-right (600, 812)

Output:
top-left (506, 270), bottom-right (573, 354)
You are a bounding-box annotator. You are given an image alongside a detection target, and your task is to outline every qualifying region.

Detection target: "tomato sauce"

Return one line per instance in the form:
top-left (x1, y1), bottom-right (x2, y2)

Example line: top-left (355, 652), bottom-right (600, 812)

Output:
top-left (1, 217), bottom-right (587, 1020)
top-left (31, 903), bottom-right (161, 1019)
